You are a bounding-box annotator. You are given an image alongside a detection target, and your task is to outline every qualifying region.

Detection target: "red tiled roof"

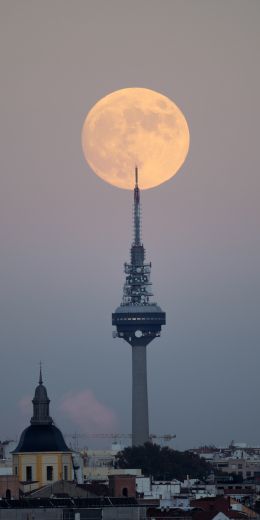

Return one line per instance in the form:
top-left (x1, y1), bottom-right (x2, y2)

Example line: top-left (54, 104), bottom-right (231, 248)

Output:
top-left (191, 497), bottom-right (231, 512)
top-left (193, 512), bottom-right (246, 520)
top-left (191, 497), bottom-right (247, 520)
top-left (192, 511), bottom-right (220, 520)
top-left (224, 490), bottom-right (254, 495)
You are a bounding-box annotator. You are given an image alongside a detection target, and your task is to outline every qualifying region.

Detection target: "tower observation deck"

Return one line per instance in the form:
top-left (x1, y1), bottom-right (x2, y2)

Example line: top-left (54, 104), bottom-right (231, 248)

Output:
top-left (112, 168), bottom-right (166, 446)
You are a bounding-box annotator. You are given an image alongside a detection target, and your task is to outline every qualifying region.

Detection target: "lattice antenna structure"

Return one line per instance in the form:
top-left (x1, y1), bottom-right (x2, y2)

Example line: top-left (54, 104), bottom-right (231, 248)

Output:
top-left (122, 167), bottom-right (153, 306)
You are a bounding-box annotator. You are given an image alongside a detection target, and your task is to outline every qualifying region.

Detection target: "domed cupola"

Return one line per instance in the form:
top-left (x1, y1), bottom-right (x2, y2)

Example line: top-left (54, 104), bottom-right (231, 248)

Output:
top-left (12, 367), bottom-right (72, 487)
top-left (13, 367), bottom-right (70, 454)
top-left (30, 365), bottom-right (53, 425)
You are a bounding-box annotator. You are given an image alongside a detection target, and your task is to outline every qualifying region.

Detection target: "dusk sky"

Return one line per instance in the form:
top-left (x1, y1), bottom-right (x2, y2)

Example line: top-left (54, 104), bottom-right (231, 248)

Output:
top-left (1, 0), bottom-right (259, 449)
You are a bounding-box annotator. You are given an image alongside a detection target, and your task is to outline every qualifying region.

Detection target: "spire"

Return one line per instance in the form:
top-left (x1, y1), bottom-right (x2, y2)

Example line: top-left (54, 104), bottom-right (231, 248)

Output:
top-left (30, 367), bottom-right (53, 425)
top-left (39, 361), bottom-right (43, 385)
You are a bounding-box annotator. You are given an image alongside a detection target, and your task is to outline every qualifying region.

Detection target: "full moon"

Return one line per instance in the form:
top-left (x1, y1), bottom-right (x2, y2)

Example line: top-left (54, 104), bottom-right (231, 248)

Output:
top-left (81, 88), bottom-right (190, 190)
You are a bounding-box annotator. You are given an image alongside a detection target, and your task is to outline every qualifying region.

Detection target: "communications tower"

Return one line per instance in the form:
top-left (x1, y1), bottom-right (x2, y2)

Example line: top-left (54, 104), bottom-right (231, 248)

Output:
top-left (112, 168), bottom-right (166, 446)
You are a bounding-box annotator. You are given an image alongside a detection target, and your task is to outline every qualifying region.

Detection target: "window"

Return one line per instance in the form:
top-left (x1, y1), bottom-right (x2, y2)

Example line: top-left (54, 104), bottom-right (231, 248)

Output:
top-left (14, 466), bottom-right (18, 476)
top-left (46, 466), bottom-right (53, 481)
top-left (63, 465), bottom-right (68, 481)
top-left (122, 487), bottom-right (128, 497)
top-left (26, 466), bottom-right (32, 481)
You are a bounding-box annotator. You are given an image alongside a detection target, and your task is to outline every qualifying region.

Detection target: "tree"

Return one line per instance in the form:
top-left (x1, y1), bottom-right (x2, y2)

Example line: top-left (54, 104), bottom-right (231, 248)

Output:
top-left (115, 443), bottom-right (211, 481)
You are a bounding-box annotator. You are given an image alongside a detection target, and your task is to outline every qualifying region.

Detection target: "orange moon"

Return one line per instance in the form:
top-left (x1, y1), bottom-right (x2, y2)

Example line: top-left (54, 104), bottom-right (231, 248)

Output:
top-left (81, 88), bottom-right (190, 190)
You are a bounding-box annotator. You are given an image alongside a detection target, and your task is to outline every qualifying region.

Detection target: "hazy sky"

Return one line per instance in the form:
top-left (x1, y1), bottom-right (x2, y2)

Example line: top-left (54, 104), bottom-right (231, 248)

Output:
top-left (0, 0), bottom-right (259, 450)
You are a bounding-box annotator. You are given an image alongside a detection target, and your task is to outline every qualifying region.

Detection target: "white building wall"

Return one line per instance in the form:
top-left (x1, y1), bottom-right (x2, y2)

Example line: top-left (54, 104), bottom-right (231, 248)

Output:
top-left (151, 481), bottom-right (181, 499)
top-left (136, 476), bottom-right (151, 495)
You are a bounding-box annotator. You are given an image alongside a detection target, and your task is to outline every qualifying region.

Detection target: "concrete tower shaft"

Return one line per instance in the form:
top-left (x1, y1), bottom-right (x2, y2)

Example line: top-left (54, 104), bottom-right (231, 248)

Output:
top-left (132, 344), bottom-right (149, 446)
top-left (112, 168), bottom-right (166, 446)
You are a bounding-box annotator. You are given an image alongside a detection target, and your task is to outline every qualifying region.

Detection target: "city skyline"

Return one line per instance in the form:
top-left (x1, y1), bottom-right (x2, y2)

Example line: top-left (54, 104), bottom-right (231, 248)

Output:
top-left (0, 0), bottom-right (259, 449)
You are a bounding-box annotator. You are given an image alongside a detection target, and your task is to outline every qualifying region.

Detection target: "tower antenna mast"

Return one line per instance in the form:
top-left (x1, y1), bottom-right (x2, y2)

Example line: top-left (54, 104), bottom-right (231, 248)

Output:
top-left (134, 166), bottom-right (141, 245)
top-left (112, 168), bottom-right (166, 446)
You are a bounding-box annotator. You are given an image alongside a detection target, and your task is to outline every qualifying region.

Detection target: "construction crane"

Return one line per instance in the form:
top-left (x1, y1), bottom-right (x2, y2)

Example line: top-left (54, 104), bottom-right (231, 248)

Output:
top-left (150, 434), bottom-right (176, 443)
top-left (65, 433), bottom-right (176, 450)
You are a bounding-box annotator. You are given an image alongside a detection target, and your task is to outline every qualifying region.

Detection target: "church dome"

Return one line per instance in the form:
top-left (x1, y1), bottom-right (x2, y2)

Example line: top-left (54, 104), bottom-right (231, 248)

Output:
top-left (13, 367), bottom-right (71, 454)
top-left (13, 424), bottom-right (70, 453)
